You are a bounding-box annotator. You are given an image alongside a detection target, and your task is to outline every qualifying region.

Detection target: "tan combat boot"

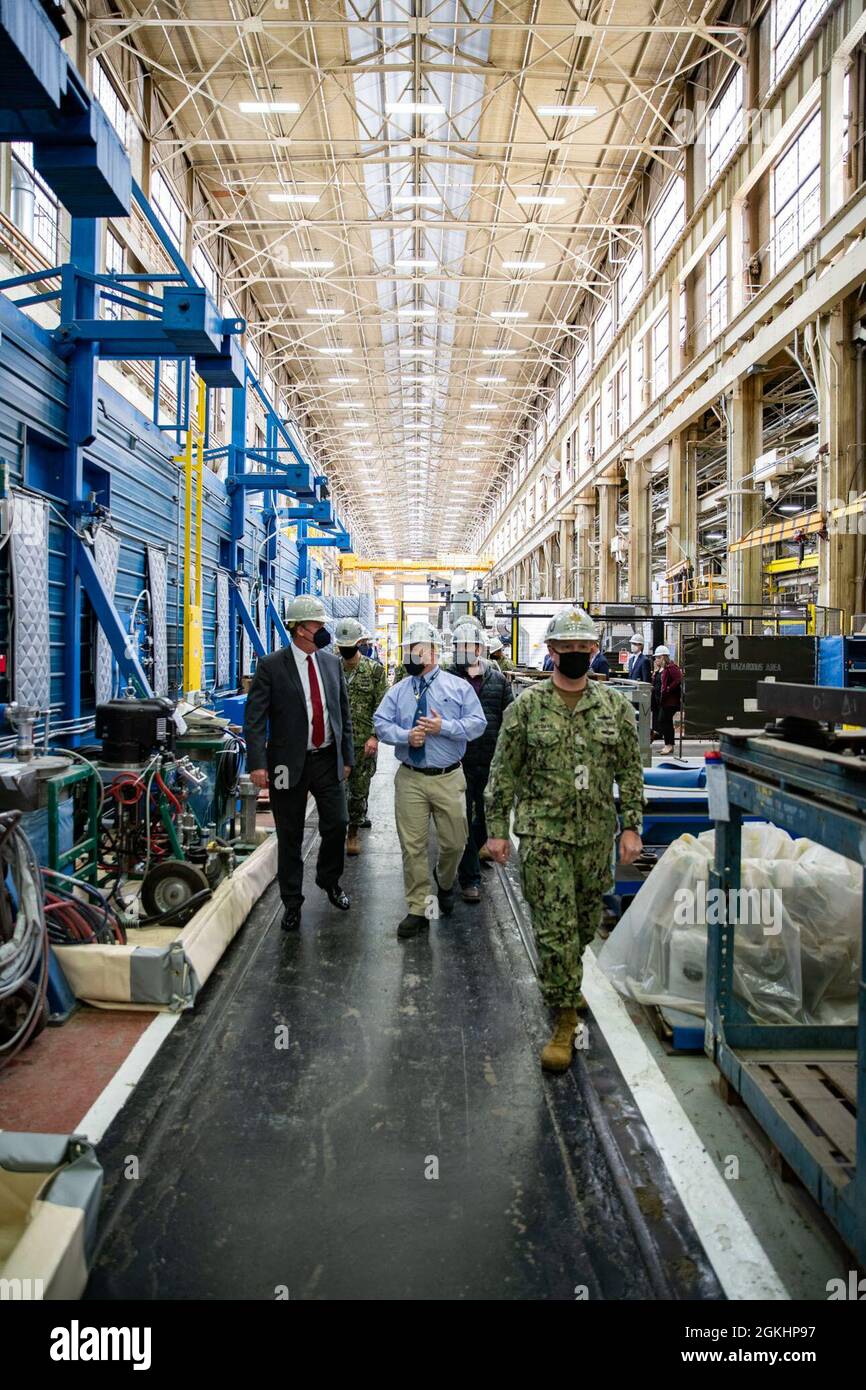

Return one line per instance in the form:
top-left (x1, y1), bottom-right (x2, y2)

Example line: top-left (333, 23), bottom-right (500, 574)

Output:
top-left (541, 1007), bottom-right (578, 1072)
top-left (346, 825), bottom-right (361, 856)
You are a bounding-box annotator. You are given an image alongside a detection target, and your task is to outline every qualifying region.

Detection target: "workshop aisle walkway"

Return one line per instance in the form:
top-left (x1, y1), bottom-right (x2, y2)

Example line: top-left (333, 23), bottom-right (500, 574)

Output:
top-left (85, 749), bottom-right (717, 1301)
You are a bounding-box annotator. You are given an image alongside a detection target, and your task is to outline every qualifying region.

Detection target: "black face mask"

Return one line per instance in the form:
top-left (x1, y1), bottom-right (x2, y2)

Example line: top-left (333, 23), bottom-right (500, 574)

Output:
top-left (339, 646), bottom-right (358, 661)
top-left (556, 650), bottom-right (591, 679)
top-left (405, 656), bottom-right (425, 677)
top-left (306, 626), bottom-right (331, 649)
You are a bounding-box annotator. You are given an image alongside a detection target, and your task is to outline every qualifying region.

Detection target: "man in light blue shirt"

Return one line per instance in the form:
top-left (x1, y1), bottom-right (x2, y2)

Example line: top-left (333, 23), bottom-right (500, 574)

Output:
top-left (374, 621), bottom-right (486, 938)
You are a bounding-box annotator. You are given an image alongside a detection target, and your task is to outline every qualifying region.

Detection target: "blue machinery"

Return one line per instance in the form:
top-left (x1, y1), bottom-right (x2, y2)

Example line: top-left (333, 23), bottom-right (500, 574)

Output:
top-left (0, 0), bottom-right (350, 715)
top-left (709, 681), bottom-right (865, 1265)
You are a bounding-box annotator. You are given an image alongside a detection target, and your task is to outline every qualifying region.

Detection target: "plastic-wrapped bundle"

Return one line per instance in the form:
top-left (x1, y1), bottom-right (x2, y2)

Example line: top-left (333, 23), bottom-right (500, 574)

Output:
top-left (597, 823), bottom-right (861, 1026)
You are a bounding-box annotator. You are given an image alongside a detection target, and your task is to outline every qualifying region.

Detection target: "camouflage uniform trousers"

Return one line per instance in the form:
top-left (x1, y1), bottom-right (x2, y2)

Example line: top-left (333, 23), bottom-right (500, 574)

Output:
top-left (518, 836), bottom-right (611, 1007)
top-left (347, 744), bottom-right (377, 824)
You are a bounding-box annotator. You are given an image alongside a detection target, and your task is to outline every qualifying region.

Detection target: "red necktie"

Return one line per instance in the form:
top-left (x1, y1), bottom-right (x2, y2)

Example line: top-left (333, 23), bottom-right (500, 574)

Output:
top-left (307, 654), bottom-right (325, 748)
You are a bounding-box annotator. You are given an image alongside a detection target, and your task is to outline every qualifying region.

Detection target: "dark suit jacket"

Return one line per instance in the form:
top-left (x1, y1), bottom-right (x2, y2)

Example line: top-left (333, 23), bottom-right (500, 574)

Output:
top-left (244, 644), bottom-right (355, 788)
top-left (627, 651), bottom-right (653, 683)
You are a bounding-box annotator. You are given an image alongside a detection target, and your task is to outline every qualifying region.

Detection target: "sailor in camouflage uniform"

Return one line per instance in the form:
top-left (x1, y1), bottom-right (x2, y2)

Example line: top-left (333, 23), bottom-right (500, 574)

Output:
top-left (485, 607), bottom-right (644, 1072)
top-left (335, 618), bottom-right (389, 855)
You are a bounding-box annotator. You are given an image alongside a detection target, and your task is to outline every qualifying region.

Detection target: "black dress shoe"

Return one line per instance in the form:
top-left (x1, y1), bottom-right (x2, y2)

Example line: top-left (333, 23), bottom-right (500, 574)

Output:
top-left (359, 818), bottom-right (372, 829)
top-left (433, 867), bottom-right (455, 917)
top-left (318, 881), bottom-right (350, 911)
top-left (281, 905), bottom-right (302, 932)
top-left (397, 913), bottom-right (429, 939)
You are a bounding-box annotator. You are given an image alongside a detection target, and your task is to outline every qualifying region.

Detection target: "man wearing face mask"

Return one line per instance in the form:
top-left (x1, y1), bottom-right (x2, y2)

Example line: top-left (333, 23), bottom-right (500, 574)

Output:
top-left (484, 608), bottom-right (644, 1073)
top-left (449, 622), bottom-right (513, 903)
top-left (244, 595), bottom-right (354, 932)
top-left (373, 621), bottom-right (487, 938)
top-left (334, 617), bottom-right (388, 854)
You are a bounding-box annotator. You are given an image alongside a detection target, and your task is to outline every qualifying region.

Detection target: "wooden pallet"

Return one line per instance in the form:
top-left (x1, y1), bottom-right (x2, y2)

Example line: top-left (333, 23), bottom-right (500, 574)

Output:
top-left (736, 1058), bottom-right (857, 1189)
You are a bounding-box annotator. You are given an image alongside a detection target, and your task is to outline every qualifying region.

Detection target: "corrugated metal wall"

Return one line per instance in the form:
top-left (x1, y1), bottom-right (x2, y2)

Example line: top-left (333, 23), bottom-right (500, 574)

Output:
top-left (0, 292), bottom-right (300, 711)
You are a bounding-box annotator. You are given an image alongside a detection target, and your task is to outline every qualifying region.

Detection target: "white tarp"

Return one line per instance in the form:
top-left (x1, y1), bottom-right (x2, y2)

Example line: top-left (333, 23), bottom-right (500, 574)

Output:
top-left (598, 824), bottom-right (862, 1026)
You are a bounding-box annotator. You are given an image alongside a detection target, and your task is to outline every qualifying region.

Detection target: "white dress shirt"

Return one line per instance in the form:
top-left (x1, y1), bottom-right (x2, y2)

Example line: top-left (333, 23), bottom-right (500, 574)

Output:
top-left (291, 641), bottom-right (333, 750)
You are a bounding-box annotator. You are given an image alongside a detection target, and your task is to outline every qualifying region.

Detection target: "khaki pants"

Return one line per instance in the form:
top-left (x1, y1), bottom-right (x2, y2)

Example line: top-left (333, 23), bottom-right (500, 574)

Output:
top-left (394, 763), bottom-right (468, 914)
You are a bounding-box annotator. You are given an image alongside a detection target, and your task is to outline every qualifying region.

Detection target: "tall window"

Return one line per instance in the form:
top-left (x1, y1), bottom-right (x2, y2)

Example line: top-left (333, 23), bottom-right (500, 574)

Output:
top-left (771, 112), bottom-right (821, 272)
top-left (93, 62), bottom-right (129, 149)
top-left (575, 342), bottom-right (590, 389)
top-left (10, 143), bottom-right (60, 261)
top-left (102, 226), bottom-right (126, 320)
top-left (193, 245), bottom-right (218, 298)
top-left (707, 69), bottom-right (744, 185)
top-left (772, 0), bottom-right (832, 85)
top-left (559, 360), bottom-right (573, 418)
top-left (652, 313), bottom-right (670, 397)
top-left (651, 177), bottom-right (685, 273)
top-left (151, 169), bottom-right (185, 250)
top-left (707, 237), bottom-right (728, 339)
top-left (603, 379), bottom-right (615, 448)
top-left (618, 245), bottom-right (643, 321)
top-left (594, 299), bottom-right (613, 358)
top-left (616, 362), bottom-right (630, 433)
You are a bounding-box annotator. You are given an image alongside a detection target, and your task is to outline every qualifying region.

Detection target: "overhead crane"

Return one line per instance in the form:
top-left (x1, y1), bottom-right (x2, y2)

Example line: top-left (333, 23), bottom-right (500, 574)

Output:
top-left (340, 557), bottom-right (494, 573)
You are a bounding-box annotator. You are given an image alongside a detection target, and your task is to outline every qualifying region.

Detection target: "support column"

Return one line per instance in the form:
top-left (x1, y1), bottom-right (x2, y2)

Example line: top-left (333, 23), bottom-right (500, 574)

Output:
top-left (817, 298), bottom-right (862, 620)
top-left (666, 431), bottom-right (697, 576)
top-left (559, 513), bottom-right (574, 600)
top-left (573, 493), bottom-right (595, 604)
top-left (726, 375), bottom-right (763, 608)
top-left (596, 475), bottom-right (619, 603)
top-left (626, 455), bottom-right (651, 602)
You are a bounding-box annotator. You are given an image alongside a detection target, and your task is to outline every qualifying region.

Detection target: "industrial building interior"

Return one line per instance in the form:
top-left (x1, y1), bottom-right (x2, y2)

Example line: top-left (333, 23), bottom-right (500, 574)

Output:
top-left (0, 0), bottom-right (865, 1324)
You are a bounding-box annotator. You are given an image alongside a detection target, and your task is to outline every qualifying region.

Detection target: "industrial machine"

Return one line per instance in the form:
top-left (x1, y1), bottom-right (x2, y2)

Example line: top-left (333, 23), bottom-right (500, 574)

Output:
top-left (708, 681), bottom-right (865, 1266)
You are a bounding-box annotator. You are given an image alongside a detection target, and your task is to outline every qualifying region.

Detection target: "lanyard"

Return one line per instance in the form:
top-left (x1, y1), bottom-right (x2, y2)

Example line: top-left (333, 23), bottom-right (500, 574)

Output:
top-left (414, 669), bottom-right (439, 702)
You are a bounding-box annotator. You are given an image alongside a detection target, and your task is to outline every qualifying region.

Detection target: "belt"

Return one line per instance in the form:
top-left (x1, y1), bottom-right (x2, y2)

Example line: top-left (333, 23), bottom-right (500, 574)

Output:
top-left (308, 744), bottom-right (334, 756)
top-left (403, 760), bottom-right (461, 777)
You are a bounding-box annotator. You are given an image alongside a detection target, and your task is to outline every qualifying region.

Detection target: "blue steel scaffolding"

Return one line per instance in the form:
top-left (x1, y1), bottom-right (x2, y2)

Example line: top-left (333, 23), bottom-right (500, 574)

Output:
top-left (0, 0), bottom-right (351, 715)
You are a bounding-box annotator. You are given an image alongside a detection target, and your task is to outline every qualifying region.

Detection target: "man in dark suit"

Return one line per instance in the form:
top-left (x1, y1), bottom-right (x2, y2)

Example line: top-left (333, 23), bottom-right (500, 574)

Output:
top-left (244, 595), bottom-right (354, 932)
top-left (627, 635), bottom-right (653, 683)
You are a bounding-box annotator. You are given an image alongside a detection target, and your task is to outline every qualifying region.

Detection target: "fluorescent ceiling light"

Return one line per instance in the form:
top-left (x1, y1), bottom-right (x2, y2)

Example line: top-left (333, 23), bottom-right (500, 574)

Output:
top-left (483, 349), bottom-right (518, 356)
top-left (336, 402), bottom-right (366, 408)
top-left (328, 376), bottom-right (359, 383)
top-left (536, 105), bottom-right (598, 118)
top-left (399, 347), bottom-right (434, 357)
top-left (342, 421), bottom-right (369, 428)
top-left (398, 307), bottom-right (435, 317)
top-left (476, 376), bottom-right (506, 383)
top-left (492, 310), bottom-right (528, 319)
top-left (467, 424), bottom-right (492, 432)
top-left (395, 258), bottom-right (437, 269)
top-left (403, 374), bottom-right (435, 383)
top-left (502, 260), bottom-right (545, 271)
top-left (516, 194), bottom-right (565, 206)
top-left (470, 403), bottom-right (500, 410)
top-left (306, 307), bottom-right (344, 317)
top-left (393, 194), bottom-right (441, 207)
top-left (240, 101), bottom-right (300, 114)
top-left (385, 101), bottom-right (446, 115)
top-left (269, 192), bottom-right (319, 204)
top-left (291, 260), bottom-right (334, 271)
top-left (777, 503), bottom-right (803, 514)
top-left (318, 347), bottom-right (353, 355)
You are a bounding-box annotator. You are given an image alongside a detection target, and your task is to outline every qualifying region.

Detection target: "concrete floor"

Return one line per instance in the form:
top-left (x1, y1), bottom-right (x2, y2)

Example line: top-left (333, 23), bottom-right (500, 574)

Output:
top-left (29, 740), bottom-right (852, 1301)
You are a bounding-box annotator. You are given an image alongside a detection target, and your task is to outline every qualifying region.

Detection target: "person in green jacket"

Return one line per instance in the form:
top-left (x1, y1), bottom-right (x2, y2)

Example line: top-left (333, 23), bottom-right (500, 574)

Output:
top-left (335, 618), bottom-right (388, 854)
top-left (484, 607), bottom-right (644, 1073)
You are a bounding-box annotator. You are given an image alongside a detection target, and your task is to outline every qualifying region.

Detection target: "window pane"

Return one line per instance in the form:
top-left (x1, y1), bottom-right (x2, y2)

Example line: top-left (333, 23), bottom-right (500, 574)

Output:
top-left (651, 177), bottom-right (685, 273)
top-left (707, 69), bottom-right (744, 184)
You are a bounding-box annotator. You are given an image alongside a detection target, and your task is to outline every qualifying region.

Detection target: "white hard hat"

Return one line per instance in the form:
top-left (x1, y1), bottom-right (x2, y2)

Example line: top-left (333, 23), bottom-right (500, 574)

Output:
top-left (629, 634), bottom-right (644, 647)
top-left (654, 645), bottom-right (671, 657)
top-left (452, 622), bottom-right (487, 650)
top-left (545, 608), bottom-right (598, 642)
top-left (333, 617), bottom-right (366, 646)
top-left (485, 631), bottom-right (503, 654)
top-left (284, 594), bottom-right (328, 625)
top-left (401, 620), bottom-right (441, 649)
